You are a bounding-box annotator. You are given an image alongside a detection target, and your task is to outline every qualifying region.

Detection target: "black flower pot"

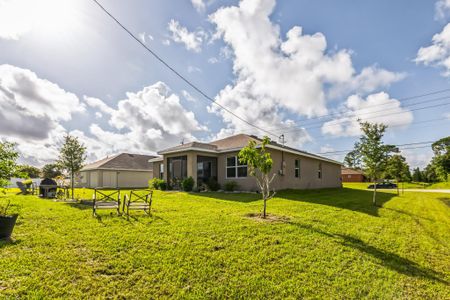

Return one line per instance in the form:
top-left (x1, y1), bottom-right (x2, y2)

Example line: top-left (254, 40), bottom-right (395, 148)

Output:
top-left (0, 214), bottom-right (18, 240)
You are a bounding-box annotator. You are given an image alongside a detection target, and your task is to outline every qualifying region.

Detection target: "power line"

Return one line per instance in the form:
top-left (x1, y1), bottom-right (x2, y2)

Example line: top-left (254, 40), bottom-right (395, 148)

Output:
top-left (271, 95), bottom-right (450, 133)
top-left (90, 0), bottom-right (279, 138)
top-left (266, 88), bottom-right (450, 132)
top-left (283, 101), bottom-right (450, 134)
top-left (319, 141), bottom-right (434, 155)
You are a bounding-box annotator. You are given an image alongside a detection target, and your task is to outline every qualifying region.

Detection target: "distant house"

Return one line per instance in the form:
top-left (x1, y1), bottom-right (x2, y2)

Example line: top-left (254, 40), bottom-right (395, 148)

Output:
top-left (151, 134), bottom-right (342, 191)
top-left (78, 153), bottom-right (156, 188)
top-left (341, 167), bottom-right (366, 182)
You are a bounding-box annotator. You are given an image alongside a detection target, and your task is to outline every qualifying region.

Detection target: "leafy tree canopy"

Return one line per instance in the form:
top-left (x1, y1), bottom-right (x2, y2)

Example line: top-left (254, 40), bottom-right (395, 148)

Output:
top-left (0, 141), bottom-right (20, 188)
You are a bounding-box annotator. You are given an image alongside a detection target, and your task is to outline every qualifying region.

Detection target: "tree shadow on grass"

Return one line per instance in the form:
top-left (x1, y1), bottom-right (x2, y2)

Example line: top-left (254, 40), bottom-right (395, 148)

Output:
top-left (277, 188), bottom-right (395, 217)
top-left (190, 192), bottom-right (262, 203)
top-left (194, 188), bottom-right (395, 217)
top-left (437, 197), bottom-right (450, 207)
top-left (289, 221), bottom-right (448, 284)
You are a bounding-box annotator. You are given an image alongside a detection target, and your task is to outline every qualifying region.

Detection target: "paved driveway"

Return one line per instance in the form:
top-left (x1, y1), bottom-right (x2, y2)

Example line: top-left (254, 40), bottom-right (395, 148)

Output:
top-left (403, 189), bottom-right (450, 193)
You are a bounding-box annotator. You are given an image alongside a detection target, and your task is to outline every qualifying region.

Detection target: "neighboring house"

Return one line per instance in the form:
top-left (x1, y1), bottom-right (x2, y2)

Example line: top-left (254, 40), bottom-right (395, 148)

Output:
top-left (151, 134), bottom-right (342, 191)
top-left (78, 153), bottom-right (156, 188)
top-left (341, 167), bottom-right (366, 182)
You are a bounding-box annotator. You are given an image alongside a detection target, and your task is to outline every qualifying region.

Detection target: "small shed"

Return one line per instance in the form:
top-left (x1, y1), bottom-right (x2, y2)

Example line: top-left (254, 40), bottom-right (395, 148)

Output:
top-left (78, 153), bottom-right (156, 188)
top-left (341, 167), bottom-right (366, 182)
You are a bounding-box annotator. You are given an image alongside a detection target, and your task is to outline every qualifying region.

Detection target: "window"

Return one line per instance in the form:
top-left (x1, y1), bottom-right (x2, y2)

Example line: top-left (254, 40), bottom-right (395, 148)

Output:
top-left (295, 159), bottom-right (300, 178)
top-left (159, 164), bottom-right (164, 179)
top-left (318, 163), bottom-right (322, 179)
top-left (226, 156), bottom-right (247, 178)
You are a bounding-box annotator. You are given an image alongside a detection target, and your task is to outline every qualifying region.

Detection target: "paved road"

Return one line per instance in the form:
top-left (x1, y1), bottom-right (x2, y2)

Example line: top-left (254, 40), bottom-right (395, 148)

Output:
top-left (403, 189), bottom-right (450, 193)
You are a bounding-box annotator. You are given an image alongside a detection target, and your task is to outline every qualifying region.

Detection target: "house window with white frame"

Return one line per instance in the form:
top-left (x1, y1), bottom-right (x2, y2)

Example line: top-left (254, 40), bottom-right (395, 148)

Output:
top-left (295, 159), bottom-right (300, 178)
top-left (318, 162), bottom-right (322, 179)
top-left (226, 156), bottom-right (247, 178)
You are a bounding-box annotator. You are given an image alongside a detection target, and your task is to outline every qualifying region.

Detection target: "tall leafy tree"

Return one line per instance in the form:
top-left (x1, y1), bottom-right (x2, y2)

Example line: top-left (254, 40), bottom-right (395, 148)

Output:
top-left (57, 135), bottom-right (86, 199)
top-left (431, 136), bottom-right (450, 181)
top-left (412, 167), bottom-right (423, 182)
top-left (238, 136), bottom-right (276, 218)
top-left (0, 141), bottom-right (20, 188)
top-left (344, 150), bottom-right (362, 169)
top-left (18, 165), bottom-right (41, 178)
top-left (385, 154), bottom-right (410, 195)
top-left (42, 163), bottom-right (63, 179)
top-left (354, 121), bottom-right (397, 206)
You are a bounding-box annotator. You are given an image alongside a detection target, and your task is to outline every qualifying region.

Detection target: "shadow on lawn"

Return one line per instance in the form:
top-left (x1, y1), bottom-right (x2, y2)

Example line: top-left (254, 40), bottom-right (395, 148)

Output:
top-left (438, 197), bottom-right (450, 207)
top-left (191, 192), bottom-right (262, 203)
top-left (195, 188), bottom-right (395, 216)
top-left (0, 238), bottom-right (21, 249)
top-left (289, 221), bottom-right (448, 284)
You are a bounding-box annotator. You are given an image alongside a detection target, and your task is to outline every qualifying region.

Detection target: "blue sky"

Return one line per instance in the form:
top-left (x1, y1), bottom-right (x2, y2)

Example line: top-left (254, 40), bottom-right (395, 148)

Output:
top-left (0, 0), bottom-right (449, 168)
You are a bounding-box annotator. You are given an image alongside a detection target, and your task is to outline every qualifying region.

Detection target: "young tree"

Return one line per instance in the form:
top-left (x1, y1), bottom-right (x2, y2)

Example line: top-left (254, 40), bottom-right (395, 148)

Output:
top-left (0, 141), bottom-right (20, 188)
top-left (18, 165), bottom-right (41, 178)
top-left (42, 163), bottom-right (63, 179)
top-left (238, 136), bottom-right (276, 218)
top-left (385, 154), bottom-right (410, 195)
top-left (354, 121), bottom-right (397, 206)
top-left (57, 135), bottom-right (86, 199)
top-left (344, 150), bottom-right (362, 169)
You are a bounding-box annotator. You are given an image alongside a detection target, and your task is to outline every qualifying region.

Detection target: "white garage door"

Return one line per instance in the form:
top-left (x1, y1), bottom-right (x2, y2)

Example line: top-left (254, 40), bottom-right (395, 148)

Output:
top-left (103, 171), bottom-right (117, 188)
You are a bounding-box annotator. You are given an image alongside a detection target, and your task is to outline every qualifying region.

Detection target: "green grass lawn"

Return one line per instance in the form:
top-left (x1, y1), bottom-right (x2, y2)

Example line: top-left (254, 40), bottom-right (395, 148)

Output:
top-left (1, 186), bottom-right (449, 299)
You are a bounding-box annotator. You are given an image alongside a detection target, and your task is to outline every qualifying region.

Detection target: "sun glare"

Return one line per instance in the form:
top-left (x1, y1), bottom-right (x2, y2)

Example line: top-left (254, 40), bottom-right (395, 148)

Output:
top-left (0, 0), bottom-right (84, 39)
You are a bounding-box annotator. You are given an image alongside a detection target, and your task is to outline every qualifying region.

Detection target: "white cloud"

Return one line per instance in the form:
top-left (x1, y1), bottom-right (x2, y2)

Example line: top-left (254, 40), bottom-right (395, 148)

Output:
top-left (321, 92), bottom-right (413, 137)
top-left (0, 64), bottom-right (205, 165)
top-left (208, 57), bottom-right (219, 64)
top-left (168, 19), bottom-right (206, 52)
top-left (0, 64), bottom-right (85, 165)
top-left (0, 64), bottom-right (84, 133)
top-left (182, 90), bottom-right (197, 102)
top-left (191, 0), bottom-right (206, 12)
top-left (138, 32), bottom-right (146, 44)
top-left (83, 96), bottom-right (115, 115)
top-left (138, 32), bottom-right (154, 44)
top-left (187, 65), bottom-right (202, 73)
top-left (415, 23), bottom-right (450, 76)
top-left (82, 82), bottom-right (206, 159)
top-left (436, 0), bottom-right (450, 20)
top-left (162, 39), bottom-right (171, 46)
top-left (208, 0), bottom-right (402, 144)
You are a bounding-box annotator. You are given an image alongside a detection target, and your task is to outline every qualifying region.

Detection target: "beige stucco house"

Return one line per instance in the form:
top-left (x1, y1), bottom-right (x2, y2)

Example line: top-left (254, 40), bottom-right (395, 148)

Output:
top-left (151, 134), bottom-right (342, 191)
top-left (78, 153), bottom-right (156, 188)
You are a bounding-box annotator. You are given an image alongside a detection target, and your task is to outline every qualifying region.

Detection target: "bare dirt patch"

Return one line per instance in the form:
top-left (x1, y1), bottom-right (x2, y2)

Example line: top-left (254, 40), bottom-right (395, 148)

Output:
top-left (244, 213), bottom-right (290, 223)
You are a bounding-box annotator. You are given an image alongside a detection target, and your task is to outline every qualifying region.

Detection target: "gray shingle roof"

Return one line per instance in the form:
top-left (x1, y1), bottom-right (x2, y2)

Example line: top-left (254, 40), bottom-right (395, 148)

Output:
top-left (81, 153), bottom-right (156, 171)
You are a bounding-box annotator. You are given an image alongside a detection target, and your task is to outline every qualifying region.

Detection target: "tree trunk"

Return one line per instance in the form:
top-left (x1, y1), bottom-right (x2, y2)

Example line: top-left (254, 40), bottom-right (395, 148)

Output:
top-left (402, 182), bottom-right (404, 195)
top-left (372, 179), bottom-right (377, 206)
top-left (263, 196), bottom-right (267, 218)
top-left (71, 171), bottom-right (74, 200)
top-left (396, 178), bottom-right (399, 196)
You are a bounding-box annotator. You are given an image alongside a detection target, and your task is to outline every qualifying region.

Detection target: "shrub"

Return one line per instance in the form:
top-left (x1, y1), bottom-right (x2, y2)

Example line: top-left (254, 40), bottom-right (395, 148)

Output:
top-left (224, 181), bottom-right (238, 192)
top-left (182, 177), bottom-right (195, 192)
top-left (149, 178), bottom-right (167, 190)
top-left (206, 178), bottom-right (221, 191)
top-left (159, 181), bottom-right (167, 191)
